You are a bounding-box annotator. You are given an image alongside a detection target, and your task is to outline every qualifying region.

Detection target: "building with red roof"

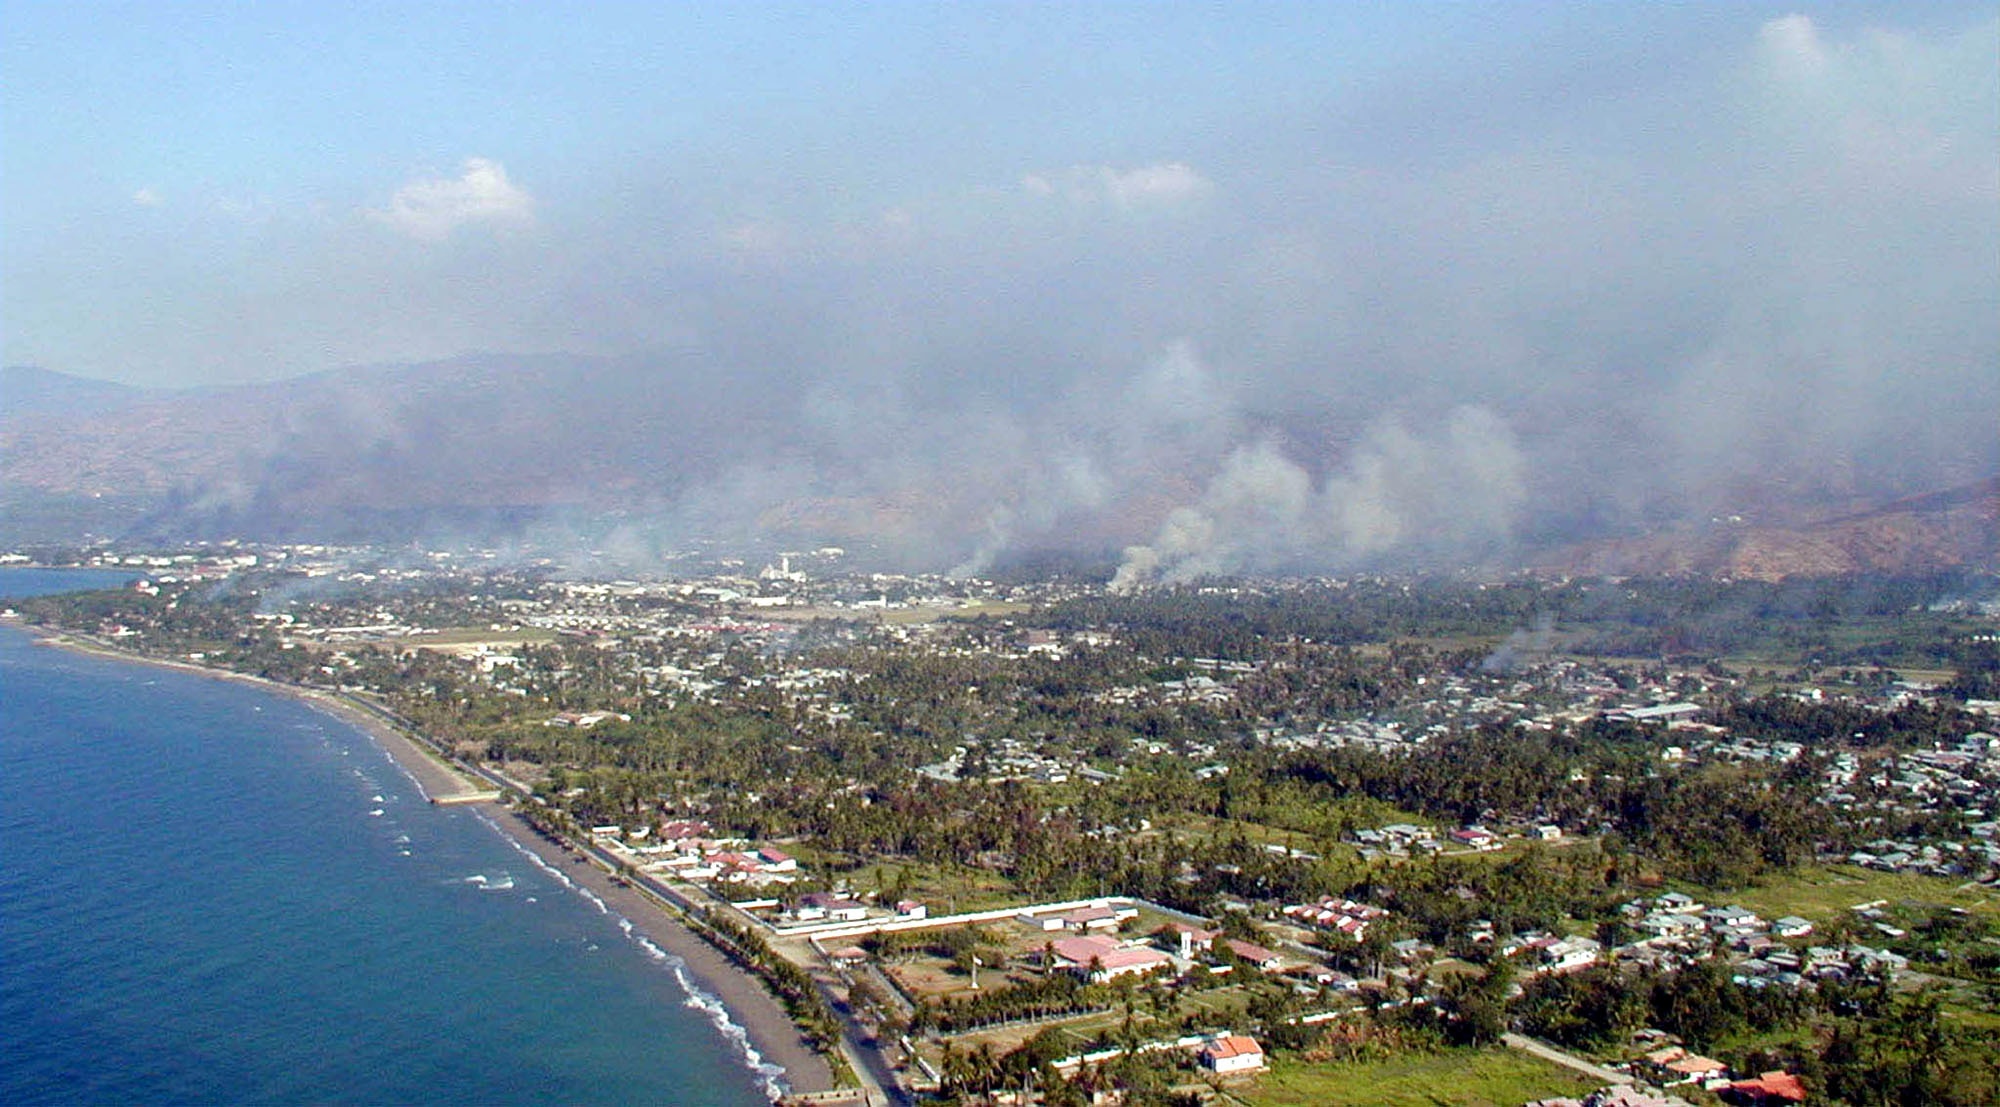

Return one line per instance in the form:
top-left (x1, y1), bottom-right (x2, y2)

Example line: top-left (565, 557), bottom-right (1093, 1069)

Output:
top-left (1199, 1035), bottom-right (1266, 1074)
top-left (1723, 1071), bottom-right (1806, 1105)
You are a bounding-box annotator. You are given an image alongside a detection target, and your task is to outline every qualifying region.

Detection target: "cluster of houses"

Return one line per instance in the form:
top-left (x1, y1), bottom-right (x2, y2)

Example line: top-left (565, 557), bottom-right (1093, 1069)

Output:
top-left (592, 819), bottom-right (814, 888)
top-left (1832, 731), bottom-right (2000, 879)
top-left (1626, 893), bottom-right (1812, 945)
top-left (1658, 726), bottom-right (2000, 886)
top-left (1259, 718), bottom-right (1415, 756)
top-left (915, 740), bottom-right (1119, 786)
top-left (1820, 735), bottom-right (2000, 853)
top-left (785, 891), bottom-right (930, 925)
top-left (1093, 672), bottom-right (1239, 708)
top-left (1605, 893), bottom-right (1913, 989)
top-left (1500, 932), bottom-right (1605, 975)
top-left (1734, 942), bottom-right (1909, 989)
top-left (1346, 821), bottom-right (1553, 860)
top-left (1351, 823), bottom-right (1439, 855)
top-left (1630, 1049), bottom-right (1808, 1105)
top-left (1283, 896), bottom-right (1391, 941)
top-left (1845, 832), bottom-right (2000, 879)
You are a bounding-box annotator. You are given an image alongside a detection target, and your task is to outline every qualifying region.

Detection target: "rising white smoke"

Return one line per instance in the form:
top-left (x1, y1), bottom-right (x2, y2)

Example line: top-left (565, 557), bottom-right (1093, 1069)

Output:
top-left (1111, 405), bottom-right (1527, 590)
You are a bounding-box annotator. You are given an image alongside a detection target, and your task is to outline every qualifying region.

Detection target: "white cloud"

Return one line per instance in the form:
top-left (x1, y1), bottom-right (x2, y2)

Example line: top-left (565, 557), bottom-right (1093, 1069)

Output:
top-left (1758, 13), bottom-right (1829, 80)
top-left (1098, 162), bottom-right (1213, 208)
top-left (1023, 161), bottom-right (1215, 209)
top-left (373, 158), bottom-right (533, 241)
top-left (132, 187), bottom-right (162, 207)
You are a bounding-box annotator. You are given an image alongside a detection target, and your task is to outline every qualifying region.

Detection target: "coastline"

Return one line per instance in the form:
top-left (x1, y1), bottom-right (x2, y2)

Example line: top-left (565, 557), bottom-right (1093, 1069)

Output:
top-left (483, 806), bottom-right (835, 1098)
top-left (16, 625), bottom-right (836, 1101)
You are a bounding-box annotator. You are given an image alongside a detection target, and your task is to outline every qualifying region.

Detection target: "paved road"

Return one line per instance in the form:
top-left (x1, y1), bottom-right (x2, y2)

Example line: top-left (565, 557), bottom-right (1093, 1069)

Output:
top-left (1502, 1033), bottom-right (1633, 1086)
top-left (786, 945), bottom-right (906, 1106)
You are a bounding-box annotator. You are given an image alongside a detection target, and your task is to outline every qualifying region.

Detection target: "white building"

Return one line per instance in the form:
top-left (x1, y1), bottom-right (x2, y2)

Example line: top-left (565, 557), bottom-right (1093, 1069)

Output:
top-left (1199, 1035), bottom-right (1266, 1074)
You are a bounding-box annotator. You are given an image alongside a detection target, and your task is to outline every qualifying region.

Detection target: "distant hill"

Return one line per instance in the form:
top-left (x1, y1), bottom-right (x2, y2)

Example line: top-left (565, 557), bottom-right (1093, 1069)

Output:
top-left (1536, 477), bottom-right (1999, 580)
top-left (0, 366), bottom-right (148, 422)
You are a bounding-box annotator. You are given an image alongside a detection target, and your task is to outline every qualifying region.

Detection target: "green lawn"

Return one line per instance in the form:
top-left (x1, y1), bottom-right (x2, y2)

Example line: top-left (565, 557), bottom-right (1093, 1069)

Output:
top-left (1245, 1047), bottom-right (1597, 1107)
top-left (411, 625), bottom-right (558, 646)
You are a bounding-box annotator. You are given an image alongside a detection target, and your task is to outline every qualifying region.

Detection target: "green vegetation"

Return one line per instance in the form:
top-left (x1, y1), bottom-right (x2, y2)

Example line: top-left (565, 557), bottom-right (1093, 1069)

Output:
top-left (1247, 1048), bottom-right (1595, 1107)
top-left (18, 563), bottom-right (2000, 1104)
top-left (1716, 865), bottom-right (1998, 929)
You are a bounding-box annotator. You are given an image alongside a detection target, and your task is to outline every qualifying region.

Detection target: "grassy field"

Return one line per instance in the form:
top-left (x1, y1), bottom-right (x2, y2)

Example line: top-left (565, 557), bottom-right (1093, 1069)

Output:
top-left (1244, 1047), bottom-right (1597, 1107)
top-left (879, 600), bottom-right (1034, 625)
top-left (409, 625), bottom-right (558, 648)
top-left (802, 854), bottom-right (1026, 913)
top-left (1697, 864), bottom-right (1997, 927)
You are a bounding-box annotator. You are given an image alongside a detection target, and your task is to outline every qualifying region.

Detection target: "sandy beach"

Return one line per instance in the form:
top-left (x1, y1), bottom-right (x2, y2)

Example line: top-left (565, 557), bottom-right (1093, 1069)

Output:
top-left (289, 690), bottom-right (498, 803)
top-left (24, 628), bottom-right (837, 1100)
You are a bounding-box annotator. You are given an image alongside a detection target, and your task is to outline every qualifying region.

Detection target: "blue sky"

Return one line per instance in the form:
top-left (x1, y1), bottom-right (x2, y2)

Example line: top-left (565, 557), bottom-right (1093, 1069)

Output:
top-left (8, 2), bottom-right (1991, 387)
top-left (7, 4), bottom-right (1486, 212)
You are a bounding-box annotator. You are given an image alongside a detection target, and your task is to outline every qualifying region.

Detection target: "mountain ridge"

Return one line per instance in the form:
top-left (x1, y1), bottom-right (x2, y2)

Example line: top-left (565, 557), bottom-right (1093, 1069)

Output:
top-left (5, 361), bottom-right (1992, 577)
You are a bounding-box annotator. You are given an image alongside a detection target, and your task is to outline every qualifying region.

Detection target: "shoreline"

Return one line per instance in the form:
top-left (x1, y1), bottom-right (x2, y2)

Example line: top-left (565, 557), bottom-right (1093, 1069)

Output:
top-left (478, 806), bottom-right (835, 1099)
top-left (15, 625), bottom-right (836, 1101)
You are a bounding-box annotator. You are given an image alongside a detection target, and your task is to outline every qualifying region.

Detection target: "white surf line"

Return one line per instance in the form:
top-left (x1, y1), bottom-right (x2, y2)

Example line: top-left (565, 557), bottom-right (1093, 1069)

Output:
top-left (475, 811), bottom-right (789, 1100)
top-left (620, 917), bottom-right (790, 1101)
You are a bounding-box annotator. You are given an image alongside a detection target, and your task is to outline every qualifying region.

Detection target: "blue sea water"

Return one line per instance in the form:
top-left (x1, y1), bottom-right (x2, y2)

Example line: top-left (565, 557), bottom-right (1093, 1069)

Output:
top-left (0, 570), bottom-right (771, 1106)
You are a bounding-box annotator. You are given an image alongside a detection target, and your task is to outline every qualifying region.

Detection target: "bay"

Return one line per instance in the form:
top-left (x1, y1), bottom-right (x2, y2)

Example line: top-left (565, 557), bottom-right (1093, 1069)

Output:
top-left (0, 569), bottom-right (771, 1106)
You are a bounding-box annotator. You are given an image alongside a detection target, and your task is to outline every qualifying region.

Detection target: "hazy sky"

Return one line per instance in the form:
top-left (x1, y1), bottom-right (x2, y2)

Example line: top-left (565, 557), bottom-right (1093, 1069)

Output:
top-left (5, 3), bottom-right (1996, 572)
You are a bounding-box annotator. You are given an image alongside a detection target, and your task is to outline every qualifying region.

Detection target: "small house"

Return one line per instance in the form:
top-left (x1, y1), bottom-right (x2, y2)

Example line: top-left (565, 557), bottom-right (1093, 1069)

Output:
top-left (1199, 1035), bottom-right (1266, 1075)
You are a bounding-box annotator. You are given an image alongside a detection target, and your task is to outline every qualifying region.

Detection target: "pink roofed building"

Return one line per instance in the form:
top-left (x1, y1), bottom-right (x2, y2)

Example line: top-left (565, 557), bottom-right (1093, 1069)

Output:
top-left (1224, 938), bottom-right (1283, 972)
top-left (1049, 935), bottom-right (1172, 982)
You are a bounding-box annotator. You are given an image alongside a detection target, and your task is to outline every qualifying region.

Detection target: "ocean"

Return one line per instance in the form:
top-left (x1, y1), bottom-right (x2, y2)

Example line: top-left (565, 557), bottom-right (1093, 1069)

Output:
top-left (0, 570), bottom-right (773, 1106)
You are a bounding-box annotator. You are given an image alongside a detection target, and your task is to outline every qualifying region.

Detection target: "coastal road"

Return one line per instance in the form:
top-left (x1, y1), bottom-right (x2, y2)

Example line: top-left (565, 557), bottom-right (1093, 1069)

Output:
top-left (1501, 1032), bottom-right (1632, 1086)
top-left (773, 936), bottom-right (908, 1107)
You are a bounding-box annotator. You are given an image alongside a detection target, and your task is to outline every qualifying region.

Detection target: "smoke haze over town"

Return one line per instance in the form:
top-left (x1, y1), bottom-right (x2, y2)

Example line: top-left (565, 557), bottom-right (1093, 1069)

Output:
top-left (4, 5), bottom-right (1995, 574)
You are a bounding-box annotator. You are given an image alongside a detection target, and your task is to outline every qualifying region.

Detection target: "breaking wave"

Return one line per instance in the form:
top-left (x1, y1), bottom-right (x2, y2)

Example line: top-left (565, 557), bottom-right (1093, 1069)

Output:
top-left (476, 812), bottom-right (790, 1099)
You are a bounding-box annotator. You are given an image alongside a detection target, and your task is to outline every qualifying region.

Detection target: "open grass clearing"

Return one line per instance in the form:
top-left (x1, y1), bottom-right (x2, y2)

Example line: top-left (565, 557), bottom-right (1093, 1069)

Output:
top-left (878, 600), bottom-right (1034, 625)
top-left (1244, 1046), bottom-right (1598, 1107)
top-left (807, 854), bottom-right (1024, 914)
top-left (1698, 865), bottom-right (1996, 928)
top-left (407, 625), bottom-right (558, 647)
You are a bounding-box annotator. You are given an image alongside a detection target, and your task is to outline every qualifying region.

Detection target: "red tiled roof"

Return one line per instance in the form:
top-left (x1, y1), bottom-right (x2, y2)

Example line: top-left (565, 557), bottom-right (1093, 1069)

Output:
top-left (1202, 1035), bottom-right (1263, 1059)
top-left (1225, 938), bottom-right (1280, 964)
top-left (1728, 1071), bottom-right (1806, 1103)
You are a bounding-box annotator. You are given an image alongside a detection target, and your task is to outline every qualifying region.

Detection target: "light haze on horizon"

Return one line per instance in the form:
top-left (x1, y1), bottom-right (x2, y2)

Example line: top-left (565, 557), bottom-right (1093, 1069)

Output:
top-left (4, 2), bottom-right (1996, 575)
